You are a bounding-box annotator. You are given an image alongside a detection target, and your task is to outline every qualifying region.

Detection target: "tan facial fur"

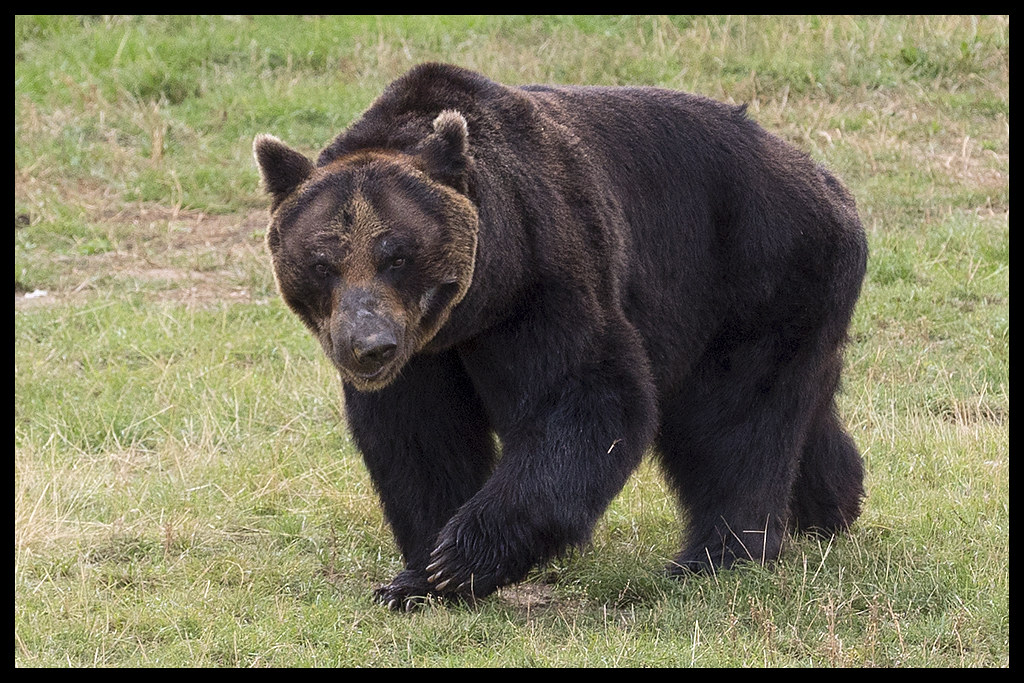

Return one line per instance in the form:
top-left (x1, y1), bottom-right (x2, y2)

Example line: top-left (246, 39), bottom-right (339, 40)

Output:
top-left (263, 153), bottom-right (477, 392)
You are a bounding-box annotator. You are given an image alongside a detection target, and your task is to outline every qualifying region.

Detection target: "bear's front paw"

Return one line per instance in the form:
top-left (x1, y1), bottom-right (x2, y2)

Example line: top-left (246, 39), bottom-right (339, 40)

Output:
top-left (373, 569), bottom-right (435, 611)
top-left (424, 519), bottom-right (507, 602)
top-left (424, 544), bottom-right (497, 603)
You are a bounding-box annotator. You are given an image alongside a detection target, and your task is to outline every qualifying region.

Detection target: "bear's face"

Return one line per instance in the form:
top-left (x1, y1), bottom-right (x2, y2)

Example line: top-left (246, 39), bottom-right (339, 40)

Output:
top-left (254, 112), bottom-right (478, 391)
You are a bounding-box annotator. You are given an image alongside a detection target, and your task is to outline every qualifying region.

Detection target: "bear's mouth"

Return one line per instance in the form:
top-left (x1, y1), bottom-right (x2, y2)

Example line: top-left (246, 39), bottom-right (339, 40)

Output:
top-left (320, 320), bottom-right (408, 392)
top-left (324, 281), bottom-right (464, 392)
top-left (340, 357), bottom-right (403, 391)
top-left (354, 365), bottom-right (386, 380)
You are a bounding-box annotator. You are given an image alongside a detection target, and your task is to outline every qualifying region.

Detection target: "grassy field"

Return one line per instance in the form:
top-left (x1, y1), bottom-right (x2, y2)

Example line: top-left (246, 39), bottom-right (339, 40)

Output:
top-left (15, 15), bottom-right (1008, 667)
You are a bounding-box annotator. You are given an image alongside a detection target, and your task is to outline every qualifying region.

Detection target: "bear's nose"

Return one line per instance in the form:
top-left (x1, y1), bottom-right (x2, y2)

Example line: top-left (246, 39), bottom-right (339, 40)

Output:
top-left (351, 331), bottom-right (397, 366)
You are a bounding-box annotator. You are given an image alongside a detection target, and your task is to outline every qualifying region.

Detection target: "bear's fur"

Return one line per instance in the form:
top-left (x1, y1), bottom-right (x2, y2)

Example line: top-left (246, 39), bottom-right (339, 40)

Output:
top-left (254, 63), bottom-right (868, 609)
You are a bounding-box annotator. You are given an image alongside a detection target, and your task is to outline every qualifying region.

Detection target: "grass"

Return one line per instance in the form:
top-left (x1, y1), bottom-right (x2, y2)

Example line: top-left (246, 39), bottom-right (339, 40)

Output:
top-left (15, 15), bottom-right (1008, 667)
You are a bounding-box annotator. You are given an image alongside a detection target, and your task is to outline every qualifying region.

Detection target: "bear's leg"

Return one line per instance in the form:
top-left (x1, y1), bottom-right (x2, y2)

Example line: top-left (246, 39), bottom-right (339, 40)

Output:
top-left (343, 350), bottom-right (496, 609)
top-left (425, 319), bottom-right (659, 601)
top-left (658, 332), bottom-right (840, 574)
top-left (788, 357), bottom-right (864, 534)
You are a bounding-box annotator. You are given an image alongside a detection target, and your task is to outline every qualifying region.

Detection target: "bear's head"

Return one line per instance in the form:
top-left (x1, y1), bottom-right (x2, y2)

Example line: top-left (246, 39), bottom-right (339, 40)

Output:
top-left (254, 110), bottom-right (478, 391)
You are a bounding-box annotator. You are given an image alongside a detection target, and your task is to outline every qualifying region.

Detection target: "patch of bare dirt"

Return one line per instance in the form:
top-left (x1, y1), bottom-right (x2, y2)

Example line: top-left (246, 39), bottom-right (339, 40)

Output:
top-left (15, 205), bottom-right (276, 310)
top-left (496, 583), bottom-right (556, 611)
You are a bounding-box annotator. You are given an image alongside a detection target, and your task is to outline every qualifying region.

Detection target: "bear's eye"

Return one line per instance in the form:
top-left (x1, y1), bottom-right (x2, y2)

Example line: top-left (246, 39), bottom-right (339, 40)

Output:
top-left (389, 256), bottom-right (407, 270)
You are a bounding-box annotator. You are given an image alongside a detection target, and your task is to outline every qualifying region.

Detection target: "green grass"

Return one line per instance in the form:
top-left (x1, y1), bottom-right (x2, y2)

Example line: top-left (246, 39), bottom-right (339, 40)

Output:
top-left (15, 15), bottom-right (1008, 667)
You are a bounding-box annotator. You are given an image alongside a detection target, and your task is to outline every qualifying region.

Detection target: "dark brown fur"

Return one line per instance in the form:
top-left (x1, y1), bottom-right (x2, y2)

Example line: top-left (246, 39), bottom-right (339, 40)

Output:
top-left (255, 63), bottom-right (867, 609)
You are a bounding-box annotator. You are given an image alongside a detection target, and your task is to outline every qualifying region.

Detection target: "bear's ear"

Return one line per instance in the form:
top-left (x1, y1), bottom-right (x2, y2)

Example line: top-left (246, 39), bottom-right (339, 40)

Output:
top-left (253, 134), bottom-right (314, 210)
top-left (415, 110), bottom-right (471, 193)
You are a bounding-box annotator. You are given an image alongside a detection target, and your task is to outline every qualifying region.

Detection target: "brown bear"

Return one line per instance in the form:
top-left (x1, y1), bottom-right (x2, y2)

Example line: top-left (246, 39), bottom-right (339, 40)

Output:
top-left (254, 63), bottom-right (868, 610)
